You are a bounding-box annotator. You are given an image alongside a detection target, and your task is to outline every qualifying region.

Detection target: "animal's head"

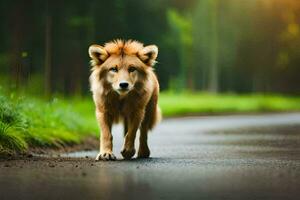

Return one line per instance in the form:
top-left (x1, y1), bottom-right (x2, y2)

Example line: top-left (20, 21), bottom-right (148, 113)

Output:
top-left (89, 40), bottom-right (158, 95)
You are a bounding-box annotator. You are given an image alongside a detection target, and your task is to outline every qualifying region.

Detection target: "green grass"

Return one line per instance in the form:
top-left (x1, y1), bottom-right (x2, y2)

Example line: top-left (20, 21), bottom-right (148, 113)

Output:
top-left (1, 90), bottom-right (300, 155)
top-left (0, 92), bottom-right (98, 155)
top-left (160, 92), bottom-right (300, 117)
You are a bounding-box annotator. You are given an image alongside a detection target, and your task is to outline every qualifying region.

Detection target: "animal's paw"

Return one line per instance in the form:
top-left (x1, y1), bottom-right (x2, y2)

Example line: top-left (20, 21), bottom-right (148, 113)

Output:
top-left (137, 147), bottom-right (150, 158)
top-left (95, 152), bottom-right (116, 161)
top-left (121, 148), bottom-right (136, 160)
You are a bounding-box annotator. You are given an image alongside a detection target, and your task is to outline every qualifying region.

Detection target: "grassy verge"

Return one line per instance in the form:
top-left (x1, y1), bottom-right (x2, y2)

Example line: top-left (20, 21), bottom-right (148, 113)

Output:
top-left (1, 91), bottom-right (300, 155)
top-left (0, 92), bottom-right (98, 155)
top-left (160, 92), bottom-right (300, 117)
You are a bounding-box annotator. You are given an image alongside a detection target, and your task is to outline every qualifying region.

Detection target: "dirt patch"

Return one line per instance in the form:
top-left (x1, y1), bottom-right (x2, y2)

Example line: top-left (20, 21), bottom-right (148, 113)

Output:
top-left (0, 156), bottom-right (96, 169)
top-left (30, 136), bottom-right (99, 154)
top-left (0, 136), bottom-right (99, 160)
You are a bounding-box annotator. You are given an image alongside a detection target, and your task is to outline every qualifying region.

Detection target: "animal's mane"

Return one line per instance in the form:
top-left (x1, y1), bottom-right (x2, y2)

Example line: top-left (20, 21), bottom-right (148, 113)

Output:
top-left (104, 39), bottom-right (144, 56)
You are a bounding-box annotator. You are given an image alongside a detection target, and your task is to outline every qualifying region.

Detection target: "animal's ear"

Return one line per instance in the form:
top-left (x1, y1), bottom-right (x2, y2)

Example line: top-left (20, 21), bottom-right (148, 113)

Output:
top-left (138, 45), bottom-right (158, 66)
top-left (88, 44), bottom-right (109, 65)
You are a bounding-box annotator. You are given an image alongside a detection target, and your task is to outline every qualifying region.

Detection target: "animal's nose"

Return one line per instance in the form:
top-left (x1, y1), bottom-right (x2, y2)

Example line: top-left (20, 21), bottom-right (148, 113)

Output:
top-left (119, 82), bottom-right (129, 89)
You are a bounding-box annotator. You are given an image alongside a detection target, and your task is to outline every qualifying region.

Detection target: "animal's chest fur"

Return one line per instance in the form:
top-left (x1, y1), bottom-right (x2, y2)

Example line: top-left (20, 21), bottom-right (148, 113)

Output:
top-left (101, 91), bottom-right (146, 123)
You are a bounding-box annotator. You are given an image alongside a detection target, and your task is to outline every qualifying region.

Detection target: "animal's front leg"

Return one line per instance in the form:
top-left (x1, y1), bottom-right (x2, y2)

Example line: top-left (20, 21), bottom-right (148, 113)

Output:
top-left (95, 111), bottom-right (116, 161)
top-left (121, 112), bottom-right (144, 159)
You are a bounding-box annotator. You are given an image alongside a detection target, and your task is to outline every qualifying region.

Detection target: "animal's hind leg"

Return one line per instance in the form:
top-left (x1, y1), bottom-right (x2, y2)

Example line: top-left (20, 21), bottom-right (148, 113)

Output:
top-left (138, 124), bottom-right (150, 158)
top-left (123, 118), bottom-right (128, 137)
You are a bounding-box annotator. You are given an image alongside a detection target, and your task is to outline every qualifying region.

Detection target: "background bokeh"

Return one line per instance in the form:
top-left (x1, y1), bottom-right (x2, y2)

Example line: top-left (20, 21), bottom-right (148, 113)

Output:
top-left (1, 0), bottom-right (300, 155)
top-left (0, 0), bottom-right (299, 95)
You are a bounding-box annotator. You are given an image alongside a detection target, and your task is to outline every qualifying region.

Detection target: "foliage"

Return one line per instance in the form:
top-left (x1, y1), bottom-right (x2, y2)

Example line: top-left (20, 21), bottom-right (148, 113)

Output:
top-left (0, 95), bottom-right (28, 153)
top-left (167, 9), bottom-right (193, 90)
top-left (160, 92), bottom-right (300, 117)
top-left (0, 0), bottom-right (300, 95)
top-left (0, 91), bottom-right (98, 155)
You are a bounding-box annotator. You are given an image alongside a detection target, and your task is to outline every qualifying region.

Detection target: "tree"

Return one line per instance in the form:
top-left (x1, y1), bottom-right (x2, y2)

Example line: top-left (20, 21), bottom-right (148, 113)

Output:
top-left (44, 0), bottom-right (52, 97)
top-left (167, 9), bottom-right (193, 90)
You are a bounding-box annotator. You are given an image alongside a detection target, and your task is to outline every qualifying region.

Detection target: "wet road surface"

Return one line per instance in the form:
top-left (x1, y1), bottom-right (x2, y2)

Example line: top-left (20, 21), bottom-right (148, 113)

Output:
top-left (1, 113), bottom-right (300, 200)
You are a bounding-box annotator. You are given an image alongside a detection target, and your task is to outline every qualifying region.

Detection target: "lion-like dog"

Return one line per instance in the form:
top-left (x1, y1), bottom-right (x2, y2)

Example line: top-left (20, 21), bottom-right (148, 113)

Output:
top-left (88, 39), bottom-right (161, 160)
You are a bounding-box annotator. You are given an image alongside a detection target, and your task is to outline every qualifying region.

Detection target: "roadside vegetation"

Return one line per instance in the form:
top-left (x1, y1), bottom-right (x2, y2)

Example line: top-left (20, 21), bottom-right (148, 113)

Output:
top-left (1, 90), bottom-right (300, 155)
top-left (160, 92), bottom-right (300, 117)
top-left (0, 91), bottom-right (98, 155)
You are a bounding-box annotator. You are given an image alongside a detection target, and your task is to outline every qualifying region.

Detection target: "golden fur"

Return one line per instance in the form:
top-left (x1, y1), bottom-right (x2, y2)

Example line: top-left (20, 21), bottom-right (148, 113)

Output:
top-left (88, 39), bottom-right (161, 160)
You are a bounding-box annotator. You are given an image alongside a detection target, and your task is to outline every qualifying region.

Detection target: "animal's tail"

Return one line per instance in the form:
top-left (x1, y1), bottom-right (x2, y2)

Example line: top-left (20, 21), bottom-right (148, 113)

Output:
top-left (148, 105), bottom-right (162, 131)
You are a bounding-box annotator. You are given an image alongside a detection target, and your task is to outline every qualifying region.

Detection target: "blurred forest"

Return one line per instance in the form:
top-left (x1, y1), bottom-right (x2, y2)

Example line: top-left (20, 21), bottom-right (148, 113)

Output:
top-left (0, 0), bottom-right (299, 96)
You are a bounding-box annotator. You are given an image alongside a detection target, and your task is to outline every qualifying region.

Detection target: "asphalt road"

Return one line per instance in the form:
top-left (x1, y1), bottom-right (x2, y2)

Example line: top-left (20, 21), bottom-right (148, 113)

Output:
top-left (1, 113), bottom-right (300, 200)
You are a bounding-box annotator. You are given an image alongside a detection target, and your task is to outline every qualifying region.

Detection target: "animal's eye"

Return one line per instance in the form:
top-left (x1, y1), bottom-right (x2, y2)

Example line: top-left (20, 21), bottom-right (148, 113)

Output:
top-left (128, 67), bottom-right (136, 73)
top-left (110, 67), bottom-right (118, 72)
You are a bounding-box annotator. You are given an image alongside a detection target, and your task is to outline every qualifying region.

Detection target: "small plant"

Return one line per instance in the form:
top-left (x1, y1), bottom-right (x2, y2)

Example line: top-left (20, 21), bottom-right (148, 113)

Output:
top-left (0, 95), bottom-right (28, 154)
top-left (0, 92), bottom-right (98, 155)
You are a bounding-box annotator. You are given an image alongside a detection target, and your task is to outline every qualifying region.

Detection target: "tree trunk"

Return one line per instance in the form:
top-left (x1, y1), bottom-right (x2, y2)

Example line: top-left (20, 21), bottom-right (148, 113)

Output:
top-left (208, 0), bottom-right (219, 93)
top-left (9, 2), bottom-right (25, 89)
top-left (44, 0), bottom-right (52, 97)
